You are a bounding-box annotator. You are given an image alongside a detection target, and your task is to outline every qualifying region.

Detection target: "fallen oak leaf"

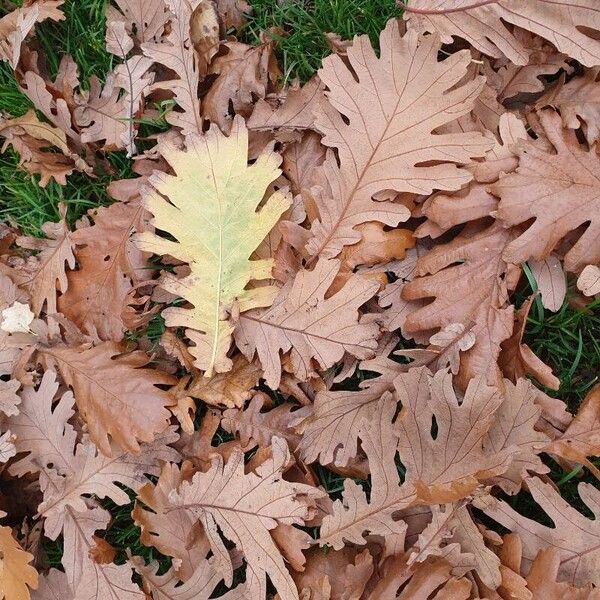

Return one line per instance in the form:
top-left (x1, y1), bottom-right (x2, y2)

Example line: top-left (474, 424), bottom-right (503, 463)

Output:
top-left (37, 341), bottom-right (176, 456)
top-left (169, 437), bottom-right (325, 600)
top-left (132, 461), bottom-right (209, 582)
top-left (0, 0), bottom-right (64, 67)
top-left (39, 428), bottom-right (179, 540)
top-left (305, 21), bottom-right (491, 260)
top-left (236, 258), bottom-right (379, 389)
top-left (0, 525), bottom-right (38, 600)
top-left (577, 265), bottom-right (600, 297)
top-left (14, 208), bottom-right (75, 337)
top-left (134, 116), bottom-right (290, 376)
top-left (529, 255), bottom-right (566, 312)
top-left (546, 383), bottom-right (600, 479)
top-left (142, 0), bottom-right (204, 134)
top-left (494, 109), bottom-right (600, 273)
top-left (404, 0), bottom-right (600, 67)
top-left (58, 200), bottom-right (147, 342)
top-left (476, 478), bottom-right (600, 587)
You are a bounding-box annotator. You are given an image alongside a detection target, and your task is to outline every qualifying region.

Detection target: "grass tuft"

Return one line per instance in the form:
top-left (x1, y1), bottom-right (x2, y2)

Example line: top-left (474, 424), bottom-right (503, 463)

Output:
top-left (243, 0), bottom-right (403, 82)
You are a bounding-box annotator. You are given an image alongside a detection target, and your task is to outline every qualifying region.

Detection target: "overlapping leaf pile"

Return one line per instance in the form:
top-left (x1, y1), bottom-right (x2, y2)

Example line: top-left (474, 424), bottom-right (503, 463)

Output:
top-left (1, 0), bottom-right (600, 598)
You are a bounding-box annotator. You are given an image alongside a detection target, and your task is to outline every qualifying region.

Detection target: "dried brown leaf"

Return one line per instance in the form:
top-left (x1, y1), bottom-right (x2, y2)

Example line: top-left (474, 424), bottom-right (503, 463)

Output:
top-left (236, 258), bottom-right (379, 389)
top-left (405, 0), bottom-right (600, 67)
top-left (494, 109), bottom-right (600, 272)
top-left (170, 438), bottom-right (324, 600)
top-left (58, 201), bottom-right (147, 342)
top-left (38, 342), bottom-right (176, 455)
top-left (305, 22), bottom-right (490, 260)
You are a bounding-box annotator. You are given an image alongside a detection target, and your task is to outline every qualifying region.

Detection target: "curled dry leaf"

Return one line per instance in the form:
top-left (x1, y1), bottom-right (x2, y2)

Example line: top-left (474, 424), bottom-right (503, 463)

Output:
top-left (577, 265), bottom-right (600, 297)
top-left (135, 117), bottom-right (290, 376)
top-left (0, 0), bottom-right (64, 67)
top-left (499, 295), bottom-right (560, 390)
top-left (537, 68), bottom-right (600, 145)
top-left (546, 383), bottom-right (600, 479)
top-left (405, 0), bottom-right (600, 67)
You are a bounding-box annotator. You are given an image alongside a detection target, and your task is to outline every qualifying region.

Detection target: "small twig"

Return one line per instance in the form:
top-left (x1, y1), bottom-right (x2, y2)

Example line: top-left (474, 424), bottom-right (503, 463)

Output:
top-left (402, 0), bottom-right (500, 15)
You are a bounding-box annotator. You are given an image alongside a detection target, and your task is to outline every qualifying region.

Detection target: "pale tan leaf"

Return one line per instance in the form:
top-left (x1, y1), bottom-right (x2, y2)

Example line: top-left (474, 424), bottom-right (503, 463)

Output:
top-left (319, 396), bottom-right (412, 549)
top-left (529, 255), bottom-right (566, 312)
top-left (170, 437), bottom-right (324, 600)
top-left (112, 0), bottom-right (169, 45)
top-left (499, 296), bottom-right (560, 390)
top-left (61, 505), bottom-right (142, 599)
top-left (142, 0), bottom-right (203, 134)
top-left (484, 378), bottom-right (550, 494)
top-left (134, 556), bottom-right (248, 600)
top-left (403, 222), bottom-right (515, 388)
top-left (525, 546), bottom-right (600, 599)
top-left (203, 40), bottom-right (278, 131)
top-left (0, 431), bottom-right (16, 463)
top-left (236, 258), bottom-right (379, 389)
top-left (537, 68), bottom-right (600, 145)
top-left (298, 353), bottom-right (404, 467)
top-left (477, 479), bottom-right (600, 587)
top-left (184, 354), bottom-right (261, 409)
top-left (0, 0), bottom-right (64, 67)
top-left (31, 569), bottom-right (73, 600)
top-left (38, 342), bottom-right (176, 456)
top-left (133, 462), bottom-right (209, 582)
top-left (134, 117), bottom-right (290, 376)
top-left (0, 379), bottom-right (20, 417)
top-left (215, 0), bottom-right (251, 29)
top-left (0, 301), bottom-right (33, 334)
top-left (405, 0), bottom-right (600, 67)
top-left (494, 109), bottom-right (600, 272)
top-left (15, 213), bottom-right (75, 335)
top-left (0, 525), bottom-right (38, 600)
top-left (222, 392), bottom-right (310, 451)
top-left (8, 370), bottom-right (77, 477)
top-left (305, 21), bottom-right (490, 260)
top-left (546, 384), bottom-right (600, 479)
top-left (293, 547), bottom-right (373, 600)
top-left (396, 368), bottom-right (510, 503)
top-left (577, 265), bottom-right (600, 297)
top-left (39, 428), bottom-right (179, 540)
top-left (247, 77), bottom-right (323, 137)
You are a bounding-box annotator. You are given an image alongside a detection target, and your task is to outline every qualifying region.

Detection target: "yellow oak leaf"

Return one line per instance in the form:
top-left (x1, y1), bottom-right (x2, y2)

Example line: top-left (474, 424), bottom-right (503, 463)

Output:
top-left (135, 116), bottom-right (290, 376)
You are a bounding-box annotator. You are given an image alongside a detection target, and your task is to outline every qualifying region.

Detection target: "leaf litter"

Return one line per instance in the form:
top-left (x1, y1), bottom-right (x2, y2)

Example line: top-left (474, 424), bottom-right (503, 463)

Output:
top-left (0, 1), bottom-right (600, 599)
